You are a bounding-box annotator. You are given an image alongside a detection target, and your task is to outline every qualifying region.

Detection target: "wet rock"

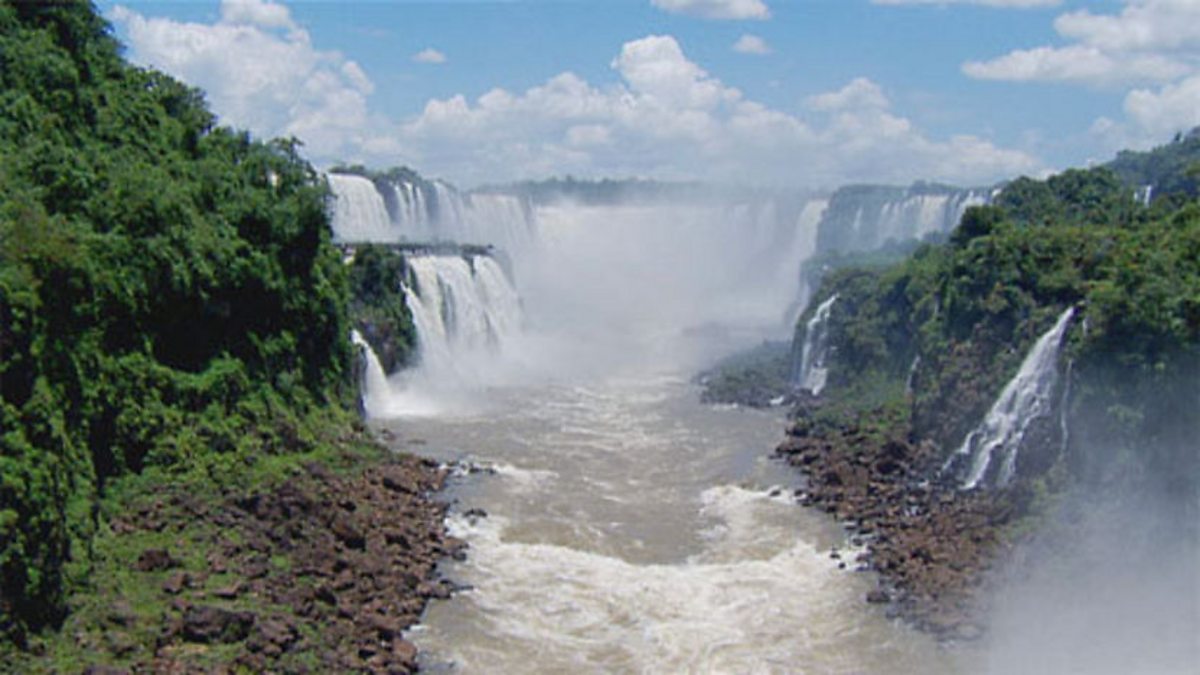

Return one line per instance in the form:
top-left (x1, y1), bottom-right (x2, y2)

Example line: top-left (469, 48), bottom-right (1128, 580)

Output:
top-left (181, 606), bottom-right (256, 644)
top-left (866, 589), bottom-right (891, 604)
top-left (392, 639), bottom-right (418, 668)
top-left (211, 581), bottom-right (244, 599)
top-left (161, 572), bottom-right (189, 595)
top-left (83, 666), bottom-right (130, 675)
top-left (255, 617), bottom-right (298, 650)
top-left (106, 599), bottom-right (136, 628)
top-left (331, 515), bottom-right (366, 549)
top-left (134, 548), bottom-right (179, 572)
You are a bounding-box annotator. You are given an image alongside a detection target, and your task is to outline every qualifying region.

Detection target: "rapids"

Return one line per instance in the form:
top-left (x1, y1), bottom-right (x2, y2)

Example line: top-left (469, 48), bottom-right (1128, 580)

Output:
top-left (372, 373), bottom-right (970, 673)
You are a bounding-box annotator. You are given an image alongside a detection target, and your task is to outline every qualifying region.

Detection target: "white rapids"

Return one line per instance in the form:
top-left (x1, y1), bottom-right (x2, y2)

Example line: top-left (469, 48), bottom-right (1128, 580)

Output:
top-left (368, 374), bottom-right (969, 674)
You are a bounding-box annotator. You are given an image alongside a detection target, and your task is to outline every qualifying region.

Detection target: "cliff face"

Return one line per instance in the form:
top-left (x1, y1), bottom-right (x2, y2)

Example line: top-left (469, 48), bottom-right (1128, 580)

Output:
top-left (778, 135), bottom-right (1200, 637)
top-left (791, 132), bottom-right (1200, 494)
top-left (814, 182), bottom-right (992, 256)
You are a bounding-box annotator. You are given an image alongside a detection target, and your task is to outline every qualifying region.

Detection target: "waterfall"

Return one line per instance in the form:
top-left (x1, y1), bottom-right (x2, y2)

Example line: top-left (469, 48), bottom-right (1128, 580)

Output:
top-left (792, 294), bottom-right (838, 396)
top-left (905, 355), bottom-right (921, 397)
top-left (950, 307), bottom-right (1076, 489)
top-left (403, 254), bottom-right (523, 381)
top-left (816, 184), bottom-right (991, 254)
top-left (350, 329), bottom-right (391, 418)
top-left (328, 174), bottom-right (394, 242)
top-left (325, 171), bottom-right (535, 255)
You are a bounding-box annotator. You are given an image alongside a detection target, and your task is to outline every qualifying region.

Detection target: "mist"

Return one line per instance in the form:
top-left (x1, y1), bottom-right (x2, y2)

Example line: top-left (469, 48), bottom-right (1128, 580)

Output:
top-left (982, 473), bottom-right (1200, 674)
top-left (512, 199), bottom-right (818, 378)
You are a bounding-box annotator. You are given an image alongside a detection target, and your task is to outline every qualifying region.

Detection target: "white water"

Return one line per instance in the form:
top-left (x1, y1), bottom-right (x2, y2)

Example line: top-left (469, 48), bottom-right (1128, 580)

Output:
top-left (350, 329), bottom-right (391, 418)
top-left (327, 173), bottom-right (394, 242)
top-left (360, 253), bottom-right (524, 417)
top-left (372, 376), bottom-right (966, 674)
top-left (951, 308), bottom-right (1076, 489)
top-left (325, 171), bottom-right (535, 256)
top-left (830, 188), bottom-right (990, 253)
top-left (337, 176), bottom-right (973, 672)
top-left (794, 294), bottom-right (838, 396)
top-left (877, 191), bottom-right (988, 245)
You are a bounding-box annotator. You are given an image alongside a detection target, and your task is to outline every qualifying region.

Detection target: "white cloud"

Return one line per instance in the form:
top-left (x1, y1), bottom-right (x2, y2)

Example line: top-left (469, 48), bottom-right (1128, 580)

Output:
top-left (412, 48), bottom-right (447, 65)
top-left (651, 0), bottom-right (770, 21)
top-left (110, 1), bottom-right (395, 161)
top-left (1124, 74), bottom-right (1200, 139)
top-left (219, 0), bottom-right (296, 29)
top-left (108, 5), bottom-right (1037, 188)
top-left (873, 0), bottom-right (1060, 7)
top-left (732, 34), bottom-right (771, 55)
top-left (1054, 0), bottom-right (1200, 52)
top-left (960, 1), bottom-right (1200, 146)
top-left (399, 36), bottom-right (1037, 186)
top-left (962, 45), bottom-right (1188, 85)
top-left (806, 77), bottom-right (890, 112)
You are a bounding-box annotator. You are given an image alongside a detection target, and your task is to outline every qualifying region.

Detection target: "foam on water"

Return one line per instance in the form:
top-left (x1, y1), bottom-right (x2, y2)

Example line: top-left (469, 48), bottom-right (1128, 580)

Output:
top-left (385, 378), bottom-right (967, 674)
top-left (421, 484), bottom-right (957, 674)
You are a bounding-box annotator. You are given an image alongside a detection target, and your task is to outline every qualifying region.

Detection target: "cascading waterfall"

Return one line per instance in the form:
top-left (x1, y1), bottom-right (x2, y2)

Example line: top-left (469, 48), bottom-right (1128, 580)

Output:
top-left (792, 294), bottom-right (838, 395)
top-left (327, 174), bottom-right (394, 242)
top-left (350, 329), bottom-right (392, 418)
top-left (325, 171), bottom-right (535, 255)
top-left (817, 185), bottom-right (991, 254)
top-left (344, 251), bottom-right (525, 418)
top-left (948, 307), bottom-right (1076, 489)
top-left (783, 200), bottom-right (828, 326)
top-left (403, 254), bottom-right (523, 382)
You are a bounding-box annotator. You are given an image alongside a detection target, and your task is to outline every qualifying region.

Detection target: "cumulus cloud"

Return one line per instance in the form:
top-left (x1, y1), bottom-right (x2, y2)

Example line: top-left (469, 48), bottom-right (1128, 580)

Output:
top-left (109, 4), bottom-right (1037, 188)
top-left (219, 0), bottom-right (296, 29)
top-left (109, 1), bottom-right (397, 161)
top-left (963, 45), bottom-right (1188, 85)
top-left (412, 48), bottom-right (447, 64)
top-left (961, 1), bottom-right (1200, 146)
top-left (732, 34), bottom-right (771, 55)
top-left (399, 36), bottom-right (1037, 186)
top-left (650, 0), bottom-right (771, 21)
top-left (1123, 74), bottom-right (1200, 139)
top-left (873, 0), bottom-right (1060, 7)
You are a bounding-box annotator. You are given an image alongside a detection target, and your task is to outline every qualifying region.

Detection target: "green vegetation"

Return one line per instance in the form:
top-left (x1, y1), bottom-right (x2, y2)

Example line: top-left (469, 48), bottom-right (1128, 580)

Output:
top-left (794, 132), bottom-right (1200, 494)
top-left (12, 434), bottom-right (384, 673)
top-left (1108, 127), bottom-right (1200, 207)
top-left (0, 1), bottom-right (360, 643)
top-left (698, 341), bottom-right (792, 408)
top-left (347, 244), bottom-right (417, 374)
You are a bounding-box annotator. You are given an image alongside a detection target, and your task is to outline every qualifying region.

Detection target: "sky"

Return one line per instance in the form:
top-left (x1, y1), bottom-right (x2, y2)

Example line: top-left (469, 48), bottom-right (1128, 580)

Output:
top-left (99, 0), bottom-right (1200, 189)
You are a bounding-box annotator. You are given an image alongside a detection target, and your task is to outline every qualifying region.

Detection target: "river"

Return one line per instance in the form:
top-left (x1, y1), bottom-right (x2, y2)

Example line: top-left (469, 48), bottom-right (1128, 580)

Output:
top-left (371, 366), bottom-right (968, 673)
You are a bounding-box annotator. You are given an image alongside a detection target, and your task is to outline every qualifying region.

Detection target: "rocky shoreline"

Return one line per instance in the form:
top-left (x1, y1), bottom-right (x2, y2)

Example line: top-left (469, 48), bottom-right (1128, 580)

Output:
top-left (776, 399), bottom-right (1021, 641)
top-left (22, 445), bottom-right (456, 674)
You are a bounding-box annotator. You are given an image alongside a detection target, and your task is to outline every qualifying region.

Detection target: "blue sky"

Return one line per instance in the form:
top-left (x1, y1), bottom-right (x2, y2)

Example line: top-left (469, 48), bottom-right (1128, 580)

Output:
top-left (100, 1), bottom-right (1200, 189)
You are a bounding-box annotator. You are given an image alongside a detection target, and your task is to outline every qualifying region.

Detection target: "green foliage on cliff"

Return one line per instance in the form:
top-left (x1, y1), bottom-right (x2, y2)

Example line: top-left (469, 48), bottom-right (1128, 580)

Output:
top-left (797, 149), bottom-right (1200, 492)
top-left (347, 245), bottom-right (417, 374)
top-left (0, 1), bottom-right (354, 639)
top-left (1107, 127), bottom-right (1200, 205)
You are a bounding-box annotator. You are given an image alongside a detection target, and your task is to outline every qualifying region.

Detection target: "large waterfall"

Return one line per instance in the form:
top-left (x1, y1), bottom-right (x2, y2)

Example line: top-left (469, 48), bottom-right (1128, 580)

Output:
top-left (403, 254), bottom-right (523, 380)
top-left (350, 329), bottom-right (392, 418)
top-left (815, 184), bottom-right (991, 254)
top-left (791, 294), bottom-right (838, 395)
top-left (326, 171), bottom-right (535, 256)
top-left (949, 307), bottom-right (1076, 489)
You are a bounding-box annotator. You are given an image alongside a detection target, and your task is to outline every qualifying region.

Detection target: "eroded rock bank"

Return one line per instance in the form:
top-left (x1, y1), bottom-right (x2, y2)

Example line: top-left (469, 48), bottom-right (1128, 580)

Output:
top-left (24, 443), bottom-right (456, 674)
top-left (776, 400), bottom-right (1021, 641)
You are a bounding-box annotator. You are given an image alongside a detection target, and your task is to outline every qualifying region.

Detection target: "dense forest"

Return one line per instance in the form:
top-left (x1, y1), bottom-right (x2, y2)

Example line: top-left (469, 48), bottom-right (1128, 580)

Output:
top-left (795, 131), bottom-right (1200, 501)
top-left (0, 1), bottom-right (360, 643)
